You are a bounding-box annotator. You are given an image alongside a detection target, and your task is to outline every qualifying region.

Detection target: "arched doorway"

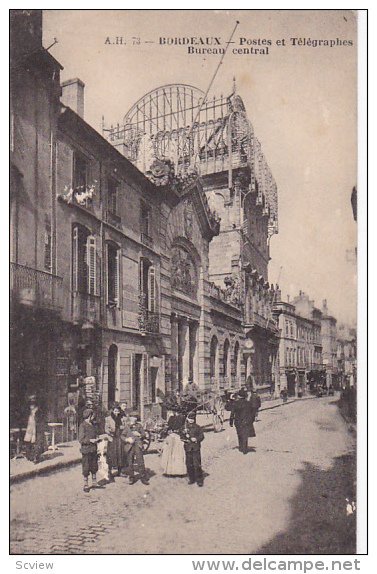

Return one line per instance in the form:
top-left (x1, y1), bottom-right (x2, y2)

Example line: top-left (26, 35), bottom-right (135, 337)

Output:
top-left (108, 344), bottom-right (118, 408)
top-left (210, 335), bottom-right (219, 388)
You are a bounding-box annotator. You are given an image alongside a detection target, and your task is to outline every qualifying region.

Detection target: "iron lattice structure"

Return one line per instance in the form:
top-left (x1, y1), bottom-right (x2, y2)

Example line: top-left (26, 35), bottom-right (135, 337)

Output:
top-left (104, 83), bottom-right (278, 235)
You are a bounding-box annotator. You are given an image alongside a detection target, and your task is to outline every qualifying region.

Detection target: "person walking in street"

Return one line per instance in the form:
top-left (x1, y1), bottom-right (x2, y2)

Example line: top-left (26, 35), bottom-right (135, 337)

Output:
top-left (181, 413), bottom-right (205, 486)
top-left (23, 395), bottom-right (47, 464)
top-left (122, 416), bottom-right (149, 485)
top-left (229, 388), bottom-right (256, 454)
top-left (249, 389), bottom-right (261, 422)
top-left (161, 412), bottom-right (186, 476)
top-left (78, 408), bottom-right (100, 492)
top-left (105, 403), bottom-right (124, 479)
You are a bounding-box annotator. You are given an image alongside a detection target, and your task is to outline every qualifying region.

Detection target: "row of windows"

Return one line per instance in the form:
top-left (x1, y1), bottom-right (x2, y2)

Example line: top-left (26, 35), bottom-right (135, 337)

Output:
top-left (285, 319), bottom-right (321, 344)
top-left (72, 151), bottom-right (151, 237)
top-left (284, 346), bottom-right (322, 367)
top-left (72, 225), bottom-right (156, 311)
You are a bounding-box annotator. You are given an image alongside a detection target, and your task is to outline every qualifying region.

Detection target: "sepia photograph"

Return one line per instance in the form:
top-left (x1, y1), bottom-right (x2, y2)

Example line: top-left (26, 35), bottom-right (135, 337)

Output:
top-left (9, 8), bottom-right (363, 557)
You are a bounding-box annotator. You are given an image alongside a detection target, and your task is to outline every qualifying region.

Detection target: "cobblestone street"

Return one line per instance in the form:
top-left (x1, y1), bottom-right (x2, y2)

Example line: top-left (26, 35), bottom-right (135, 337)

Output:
top-left (11, 397), bottom-right (356, 555)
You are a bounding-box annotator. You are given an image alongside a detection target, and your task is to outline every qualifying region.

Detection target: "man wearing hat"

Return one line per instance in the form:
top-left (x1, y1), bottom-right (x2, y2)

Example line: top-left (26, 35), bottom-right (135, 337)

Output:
top-left (181, 413), bottom-right (205, 486)
top-left (229, 388), bottom-right (256, 454)
top-left (121, 415), bottom-right (149, 485)
top-left (78, 408), bottom-right (100, 492)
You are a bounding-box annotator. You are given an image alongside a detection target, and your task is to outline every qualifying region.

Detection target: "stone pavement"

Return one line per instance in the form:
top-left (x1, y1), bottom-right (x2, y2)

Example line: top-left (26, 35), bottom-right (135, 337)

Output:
top-left (10, 394), bottom-right (312, 484)
top-left (10, 395), bottom-right (355, 554)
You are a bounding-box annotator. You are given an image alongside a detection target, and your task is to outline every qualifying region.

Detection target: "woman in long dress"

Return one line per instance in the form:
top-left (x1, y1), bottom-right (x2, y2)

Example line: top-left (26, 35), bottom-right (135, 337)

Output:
top-left (105, 404), bottom-right (124, 478)
top-left (160, 413), bottom-right (186, 476)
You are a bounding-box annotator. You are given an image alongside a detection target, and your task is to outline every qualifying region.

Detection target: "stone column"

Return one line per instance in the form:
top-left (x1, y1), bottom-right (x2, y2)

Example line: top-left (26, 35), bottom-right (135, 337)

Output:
top-left (179, 318), bottom-right (190, 389)
top-left (189, 321), bottom-right (199, 385)
top-left (171, 315), bottom-right (179, 391)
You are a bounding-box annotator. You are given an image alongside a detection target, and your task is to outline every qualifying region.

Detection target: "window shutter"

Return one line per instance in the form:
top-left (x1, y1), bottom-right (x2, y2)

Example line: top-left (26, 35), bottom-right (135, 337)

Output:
top-left (143, 353), bottom-right (150, 404)
top-left (72, 227), bottom-right (79, 292)
top-left (87, 235), bottom-right (96, 295)
top-left (148, 266), bottom-right (156, 313)
top-left (115, 249), bottom-right (120, 306)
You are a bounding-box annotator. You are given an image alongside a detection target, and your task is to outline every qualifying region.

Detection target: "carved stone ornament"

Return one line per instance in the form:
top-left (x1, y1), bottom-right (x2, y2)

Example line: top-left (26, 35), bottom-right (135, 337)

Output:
top-left (171, 246), bottom-right (197, 297)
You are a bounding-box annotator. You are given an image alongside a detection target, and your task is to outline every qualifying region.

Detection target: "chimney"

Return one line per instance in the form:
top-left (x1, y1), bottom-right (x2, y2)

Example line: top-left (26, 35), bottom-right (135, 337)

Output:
top-left (61, 78), bottom-right (85, 118)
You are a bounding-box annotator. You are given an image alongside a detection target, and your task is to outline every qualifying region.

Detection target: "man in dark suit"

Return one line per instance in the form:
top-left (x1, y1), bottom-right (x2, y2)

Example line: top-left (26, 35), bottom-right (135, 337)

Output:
top-left (182, 413), bottom-right (205, 486)
top-left (229, 388), bottom-right (256, 454)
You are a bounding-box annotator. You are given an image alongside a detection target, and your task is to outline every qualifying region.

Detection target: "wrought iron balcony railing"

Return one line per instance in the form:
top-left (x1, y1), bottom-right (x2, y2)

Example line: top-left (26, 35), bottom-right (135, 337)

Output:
top-left (10, 262), bottom-right (63, 312)
top-left (138, 307), bottom-right (160, 334)
top-left (72, 292), bottom-right (101, 324)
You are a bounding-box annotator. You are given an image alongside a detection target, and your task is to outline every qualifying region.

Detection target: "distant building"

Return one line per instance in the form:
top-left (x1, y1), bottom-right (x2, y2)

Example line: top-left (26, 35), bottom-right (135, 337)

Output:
top-left (274, 291), bottom-right (324, 395)
top-left (337, 324), bottom-right (357, 389)
top-left (320, 299), bottom-right (338, 388)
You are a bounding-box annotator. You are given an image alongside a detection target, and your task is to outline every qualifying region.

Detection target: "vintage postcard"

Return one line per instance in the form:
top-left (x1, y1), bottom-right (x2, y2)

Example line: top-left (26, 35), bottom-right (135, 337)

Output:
top-left (10, 9), bottom-right (363, 559)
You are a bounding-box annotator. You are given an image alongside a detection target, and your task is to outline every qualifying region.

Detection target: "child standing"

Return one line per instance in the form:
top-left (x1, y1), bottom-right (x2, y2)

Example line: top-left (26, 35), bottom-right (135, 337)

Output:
top-left (181, 413), bottom-right (205, 487)
top-left (78, 408), bottom-right (100, 492)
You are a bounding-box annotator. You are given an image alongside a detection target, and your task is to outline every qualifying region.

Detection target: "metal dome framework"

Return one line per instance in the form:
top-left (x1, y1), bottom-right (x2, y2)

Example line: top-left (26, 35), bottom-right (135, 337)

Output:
top-left (104, 83), bottom-right (278, 235)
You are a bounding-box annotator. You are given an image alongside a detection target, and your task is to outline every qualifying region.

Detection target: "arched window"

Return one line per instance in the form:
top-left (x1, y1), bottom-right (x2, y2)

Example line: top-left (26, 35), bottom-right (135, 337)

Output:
top-left (223, 339), bottom-right (230, 385)
top-left (210, 335), bottom-right (219, 386)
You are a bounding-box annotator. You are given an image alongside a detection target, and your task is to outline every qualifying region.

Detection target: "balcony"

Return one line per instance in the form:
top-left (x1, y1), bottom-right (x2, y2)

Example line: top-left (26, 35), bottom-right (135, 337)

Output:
top-left (105, 210), bottom-right (122, 230)
top-left (246, 311), bottom-right (277, 332)
top-left (10, 262), bottom-right (63, 312)
top-left (141, 233), bottom-right (153, 249)
top-left (138, 307), bottom-right (160, 334)
top-left (72, 292), bottom-right (101, 324)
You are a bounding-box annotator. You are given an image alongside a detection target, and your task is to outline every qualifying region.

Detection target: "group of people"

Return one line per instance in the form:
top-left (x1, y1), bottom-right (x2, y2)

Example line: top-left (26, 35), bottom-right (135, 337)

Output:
top-left (78, 385), bottom-right (262, 492)
top-left (78, 403), bottom-right (149, 492)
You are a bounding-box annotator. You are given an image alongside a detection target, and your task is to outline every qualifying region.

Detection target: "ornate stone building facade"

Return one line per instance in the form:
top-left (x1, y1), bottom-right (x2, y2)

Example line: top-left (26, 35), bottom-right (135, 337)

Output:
top-left (105, 83), bottom-right (280, 395)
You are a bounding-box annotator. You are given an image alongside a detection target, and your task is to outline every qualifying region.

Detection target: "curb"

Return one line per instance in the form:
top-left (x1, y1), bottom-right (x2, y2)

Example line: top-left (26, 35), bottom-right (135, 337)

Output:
top-left (10, 455), bottom-right (82, 485)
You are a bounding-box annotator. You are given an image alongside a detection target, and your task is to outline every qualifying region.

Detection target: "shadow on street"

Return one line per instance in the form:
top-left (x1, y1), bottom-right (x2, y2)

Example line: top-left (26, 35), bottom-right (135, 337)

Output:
top-left (255, 453), bottom-right (356, 554)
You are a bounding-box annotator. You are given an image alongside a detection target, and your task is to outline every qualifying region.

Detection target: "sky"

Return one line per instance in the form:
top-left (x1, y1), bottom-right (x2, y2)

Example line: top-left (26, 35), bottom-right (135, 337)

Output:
top-left (43, 9), bottom-right (358, 325)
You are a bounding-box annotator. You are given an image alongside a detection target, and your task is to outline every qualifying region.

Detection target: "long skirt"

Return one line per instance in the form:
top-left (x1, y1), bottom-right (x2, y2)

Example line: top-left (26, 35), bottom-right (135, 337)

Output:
top-left (160, 432), bottom-right (186, 476)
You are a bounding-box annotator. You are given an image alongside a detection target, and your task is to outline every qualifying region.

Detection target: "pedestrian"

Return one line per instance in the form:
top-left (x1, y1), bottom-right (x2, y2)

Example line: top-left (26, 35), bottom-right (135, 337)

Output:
top-left (249, 389), bottom-right (261, 422)
top-left (23, 395), bottom-right (47, 464)
top-left (78, 408), bottom-right (100, 492)
top-left (122, 416), bottom-right (149, 485)
top-left (229, 388), bottom-right (256, 454)
top-left (160, 412), bottom-right (186, 476)
top-left (105, 403), bottom-right (124, 479)
top-left (181, 413), bottom-right (205, 486)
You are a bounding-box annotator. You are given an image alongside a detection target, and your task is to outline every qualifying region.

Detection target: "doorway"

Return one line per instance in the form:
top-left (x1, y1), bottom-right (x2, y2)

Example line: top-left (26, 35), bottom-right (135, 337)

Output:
top-left (108, 344), bottom-right (118, 408)
top-left (132, 354), bottom-right (143, 412)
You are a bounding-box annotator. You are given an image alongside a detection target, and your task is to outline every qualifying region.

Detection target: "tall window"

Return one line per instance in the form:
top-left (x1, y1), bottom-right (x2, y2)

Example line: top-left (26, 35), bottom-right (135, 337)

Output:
top-left (44, 221), bottom-right (52, 271)
top-left (140, 258), bottom-right (156, 312)
top-left (72, 225), bottom-right (97, 294)
top-left (107, 243), bottom-right (120, 307)
top-left (107, 177), bottom-right (118, 215)
top-left (73, 152), bottom-right (87, 191)
top-left (140, 200), bottom-right (150, 237)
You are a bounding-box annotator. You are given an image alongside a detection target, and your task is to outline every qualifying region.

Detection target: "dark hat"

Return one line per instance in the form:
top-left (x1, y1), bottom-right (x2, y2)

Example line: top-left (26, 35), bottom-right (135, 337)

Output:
top-left (82, 408), bottom-right (93, 420)
top-left (238, 388), bottom-right (248, 398)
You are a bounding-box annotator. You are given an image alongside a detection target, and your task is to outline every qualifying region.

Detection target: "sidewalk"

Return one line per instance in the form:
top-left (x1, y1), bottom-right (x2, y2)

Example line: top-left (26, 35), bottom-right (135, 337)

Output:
top-left (10, 394), bottom-right (315, 484)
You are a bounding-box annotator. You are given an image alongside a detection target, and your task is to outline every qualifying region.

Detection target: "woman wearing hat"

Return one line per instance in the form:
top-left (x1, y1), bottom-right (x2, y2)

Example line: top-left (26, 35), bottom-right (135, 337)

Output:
top-left (105, 403), bottom-right (124, 479)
